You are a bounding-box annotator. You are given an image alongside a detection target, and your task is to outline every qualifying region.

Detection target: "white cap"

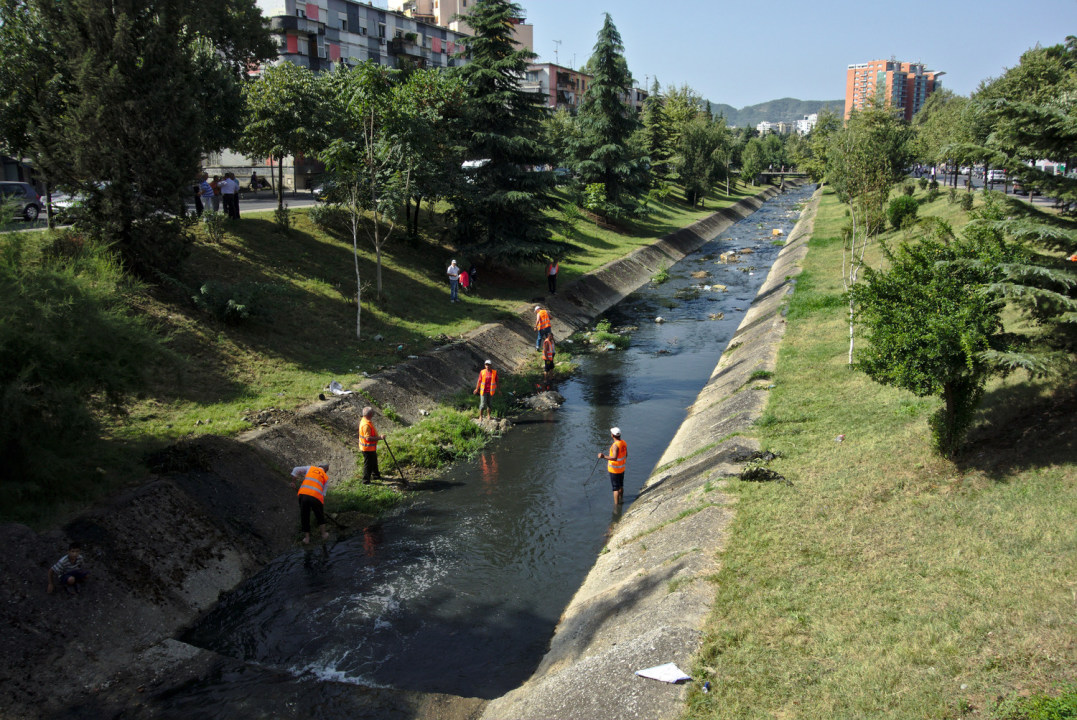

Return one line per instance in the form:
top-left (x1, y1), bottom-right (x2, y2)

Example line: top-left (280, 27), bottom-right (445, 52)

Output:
top-left (535, 305), bottom-right (542, 311)
top-left (484, 359), bottom-right (492, 365)
top-left (451, 259), bottom-right (457, 264)
top-left (610, 427), bottom-right (621, 436)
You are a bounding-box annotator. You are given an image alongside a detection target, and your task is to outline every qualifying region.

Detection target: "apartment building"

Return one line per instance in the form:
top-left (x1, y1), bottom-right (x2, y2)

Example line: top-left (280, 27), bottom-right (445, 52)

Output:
top-left (756, 121), bottom-right (793, 135)
top-left (387, 0), bottom-right (534, 51)
top-left (845, 59), bottom-right (942, 121)
top-left (523, 63), bottom-right (592, 112)
top-left (256, 0), bottom-right (471, 72)
top-left (794, 113), bottom-right (818, 135)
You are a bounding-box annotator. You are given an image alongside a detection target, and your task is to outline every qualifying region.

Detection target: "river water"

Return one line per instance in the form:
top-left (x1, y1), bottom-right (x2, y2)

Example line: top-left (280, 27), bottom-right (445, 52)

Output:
top-left (174, 184), bottom-right (814, 714)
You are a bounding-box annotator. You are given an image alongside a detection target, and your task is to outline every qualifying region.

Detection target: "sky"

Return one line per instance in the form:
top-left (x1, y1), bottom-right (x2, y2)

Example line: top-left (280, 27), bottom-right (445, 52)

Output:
top-left (519, 0), bottom-right (1077, 108)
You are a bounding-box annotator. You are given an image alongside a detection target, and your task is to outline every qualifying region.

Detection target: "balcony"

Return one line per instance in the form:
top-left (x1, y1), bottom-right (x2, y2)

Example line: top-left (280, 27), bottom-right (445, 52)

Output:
top-left (269, 16), bottom-right (322, 34)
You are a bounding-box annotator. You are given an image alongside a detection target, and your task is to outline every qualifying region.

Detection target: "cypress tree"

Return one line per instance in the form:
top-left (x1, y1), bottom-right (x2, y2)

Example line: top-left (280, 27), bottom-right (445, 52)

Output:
top-left (570, 14), bottom-right (649, 211)
top-left (452, 0), bottom-right (565, 264)
top-left (641, 77), bottom-right (671, 180)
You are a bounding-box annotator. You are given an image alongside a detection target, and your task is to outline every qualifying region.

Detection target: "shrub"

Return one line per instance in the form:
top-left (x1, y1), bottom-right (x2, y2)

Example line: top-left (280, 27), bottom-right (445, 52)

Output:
top-left (201, 210), bottom-right (226, 243)
top-left (960, 192), bottom-right (974, 211)
top-left (191, 280), bottom-right (277, 324)
top-left (917, 177), bottom-right (928, 190)
top-left (928, 179), bottom-right (939, 191)
top-left (307, 204), bottom-right (349, 232)
top-left (948, 187), bottom-right (959, 204)
top-left (901, 183), bottom-right (915, 196)
top-left (887, 195), bottom-right (920, 229)
top-left (391, 408), bottom-right (490, 469)
top-left (925, 187), bottom-right (941, 203)
top-left (273, 205), bottom-right (291, 234)
top-left (652, 262), bottom-right (670, 284)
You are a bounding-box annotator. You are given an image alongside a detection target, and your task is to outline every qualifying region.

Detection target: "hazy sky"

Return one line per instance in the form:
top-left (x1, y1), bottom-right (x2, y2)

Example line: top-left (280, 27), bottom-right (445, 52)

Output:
top-left (520, 0), bottom-right (1076, 108)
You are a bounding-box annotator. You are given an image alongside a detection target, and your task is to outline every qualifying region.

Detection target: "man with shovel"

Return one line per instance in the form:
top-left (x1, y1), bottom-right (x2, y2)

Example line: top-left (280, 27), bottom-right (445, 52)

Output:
top-left (358, 407), bottom-right (386, 484)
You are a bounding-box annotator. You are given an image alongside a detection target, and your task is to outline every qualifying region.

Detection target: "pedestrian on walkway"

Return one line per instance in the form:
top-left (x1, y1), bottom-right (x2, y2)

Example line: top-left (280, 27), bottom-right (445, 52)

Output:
top-left (199, 173), bottom-right (214, 216)
top-left (474, 360), bottom-right (498, 421)
top-left (358, 407), bottom-right (385, 484)
top-left (291, 463), bottom-right (331, 544)
top-left (447, 259), bottom-right (461, 303)
top-left (546, 259), bottom-right (559, 295)
top-left (598, 427), bottom-right (627, 506)
top-left (221, 172), bottom-right (240, 219)
top-left (210, 175), bottom-right (222, 212)
top-left (535, 305), bottom-right (552, 351)
top-left (542, 333), bottom-right (556, 389)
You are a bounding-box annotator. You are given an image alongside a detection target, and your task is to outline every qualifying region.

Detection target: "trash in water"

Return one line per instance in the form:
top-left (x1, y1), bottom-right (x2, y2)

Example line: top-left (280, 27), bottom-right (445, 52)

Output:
top-left (654, 316), bottom-right (665, 323)
top-left (635, 663), bottom-right (691, 684)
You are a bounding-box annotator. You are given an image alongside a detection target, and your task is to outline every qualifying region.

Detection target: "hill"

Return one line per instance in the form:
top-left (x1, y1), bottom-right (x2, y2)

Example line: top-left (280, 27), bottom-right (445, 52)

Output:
top-left (710, 97), bottom-right (843, 127)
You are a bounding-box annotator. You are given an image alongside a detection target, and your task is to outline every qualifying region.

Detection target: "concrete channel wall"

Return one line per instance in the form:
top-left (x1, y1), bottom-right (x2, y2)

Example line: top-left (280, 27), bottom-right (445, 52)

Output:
top-left (480, 187), bottom-right (822, 720)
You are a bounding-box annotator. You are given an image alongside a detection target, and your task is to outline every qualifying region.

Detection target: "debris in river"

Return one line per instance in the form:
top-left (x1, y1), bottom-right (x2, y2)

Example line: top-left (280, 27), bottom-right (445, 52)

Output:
top-left (654, 316), bottom-right (665, 323)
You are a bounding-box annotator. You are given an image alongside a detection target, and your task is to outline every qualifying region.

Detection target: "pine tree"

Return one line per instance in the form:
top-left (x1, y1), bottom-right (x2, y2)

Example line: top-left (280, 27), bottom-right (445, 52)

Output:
top-left (451, 0), bottom-right (565, 264)
top-left (641, 78), bottom-right (671, 180)
top-left (570, 14), bottom-right (649, 211)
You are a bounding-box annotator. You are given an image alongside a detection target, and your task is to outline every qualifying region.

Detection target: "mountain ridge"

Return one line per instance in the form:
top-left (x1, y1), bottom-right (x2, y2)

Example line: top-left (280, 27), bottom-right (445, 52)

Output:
top-left (708, 97), bottom-right (843, 127)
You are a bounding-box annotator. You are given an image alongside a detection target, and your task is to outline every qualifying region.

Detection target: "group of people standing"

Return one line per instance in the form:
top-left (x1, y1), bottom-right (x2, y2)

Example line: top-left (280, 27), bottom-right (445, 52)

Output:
top-left (195, 172), bottom-right (241, 219)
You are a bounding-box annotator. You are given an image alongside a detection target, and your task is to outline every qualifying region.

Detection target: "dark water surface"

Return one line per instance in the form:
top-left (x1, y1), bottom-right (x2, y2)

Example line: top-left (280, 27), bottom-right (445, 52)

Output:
top-left (176, 185), bottom-right (814, 711)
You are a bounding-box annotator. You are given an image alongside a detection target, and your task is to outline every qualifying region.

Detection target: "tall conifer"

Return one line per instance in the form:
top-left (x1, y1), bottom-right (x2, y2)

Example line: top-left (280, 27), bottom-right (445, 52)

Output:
top-left (452, 0), bottom-right (564, 263)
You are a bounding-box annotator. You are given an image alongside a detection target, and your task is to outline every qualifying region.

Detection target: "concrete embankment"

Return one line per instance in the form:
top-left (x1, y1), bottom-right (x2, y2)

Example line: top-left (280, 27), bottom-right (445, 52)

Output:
top-left (479, 187), bottom-right (822, 720)
top-left (0, 185), bottom-right (795, 719)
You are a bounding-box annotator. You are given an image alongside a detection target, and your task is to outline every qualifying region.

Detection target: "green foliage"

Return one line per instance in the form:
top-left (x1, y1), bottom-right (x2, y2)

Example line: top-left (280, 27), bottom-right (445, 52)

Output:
top-left (0, 0), bottom-right (272, 275)
top-left (327, 477), bottom-right (401, 515)
top-left (851, 221), bottom-right (1016, 455)
top-left (390, 408), bottom-right (491, 469)
top-left (652, 262), bottom-right (670, 284)
top-left (960, 192), bottom-right (974, 211)
top-left (582, 183), bottom-right (608, 214)
top-left (901, 183), bottom-right (915, 196)
top-left (925, 187), bottom-right (941, 202)
top-left (948, 186), bottom-right (959, 204)
top-left (306, 203), bottom-right (349, 233)
top-left (451, 0), bottom-right (564, 264)
top-left (201, 209), bottom-right (226, 242)
top-left (273, 205), bottom-right (291, 234)
top-left (918, 177), bottom-right (928, 190)
top-left (0, 232), bottom-right (169, 510)
top-left (190, 280), bottom-right (274, 324)
top-left (569, 14), bottom-right (650, 211)
top-left (674, 116), bottom-right (731, 206)
top-left (595, 318), bottom-right (613, 333)
top-left (994, 686), bottom-right (1077, 720)
top-left (887, 195), bottom-right (920, 230)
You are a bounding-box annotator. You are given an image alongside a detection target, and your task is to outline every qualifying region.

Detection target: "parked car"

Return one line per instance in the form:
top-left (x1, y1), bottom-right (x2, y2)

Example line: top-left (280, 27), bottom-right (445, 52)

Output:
top-left (0, 181), bottom-right (43, 221)
top-left (987, 170), bottom-right (1007, 185)
top-left (1011, 180), bottom-right (1039, 196)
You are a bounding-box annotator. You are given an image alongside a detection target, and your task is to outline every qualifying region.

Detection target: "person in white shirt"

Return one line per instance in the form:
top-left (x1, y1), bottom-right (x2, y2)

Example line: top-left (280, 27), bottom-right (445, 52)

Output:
top-left (447, 259), bottom-right (461, 302)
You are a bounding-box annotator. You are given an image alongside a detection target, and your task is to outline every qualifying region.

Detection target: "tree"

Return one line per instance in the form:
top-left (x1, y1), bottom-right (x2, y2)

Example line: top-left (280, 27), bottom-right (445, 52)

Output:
top-left (673, 117), bottom-right (729, 206)
top-left (0, 0), bottom-right (274, 276)
top-left (640, 78), bottom-right (672, 180)
top-left (451, 0), bottom-right (565, 264)
top-left (570, 14), bottom-right (649, 212)
top-left (740, 137), bottom-right (766, 184)
top-left (826, 102), bottom-right (914, 363)
top-left (852, 217), bottom-right (1016, 456)
top-left (798, 109), bottom-right (841, 183)
top-left (238, 63), bottom-right (328, 211)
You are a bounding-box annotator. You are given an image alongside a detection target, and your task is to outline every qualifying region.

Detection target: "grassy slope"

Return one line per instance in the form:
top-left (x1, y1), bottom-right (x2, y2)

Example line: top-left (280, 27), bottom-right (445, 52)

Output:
top-left (685, 189), bottom-right (1077, 719)
top-left (15, 182), bottom-right (757, 524)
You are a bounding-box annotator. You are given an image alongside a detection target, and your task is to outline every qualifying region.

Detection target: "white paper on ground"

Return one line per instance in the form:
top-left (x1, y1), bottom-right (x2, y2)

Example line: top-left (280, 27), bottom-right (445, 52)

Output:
top-left (328, 380), bottom-right (353, 396)
top-left (635, 663), bottom-right (691, 683)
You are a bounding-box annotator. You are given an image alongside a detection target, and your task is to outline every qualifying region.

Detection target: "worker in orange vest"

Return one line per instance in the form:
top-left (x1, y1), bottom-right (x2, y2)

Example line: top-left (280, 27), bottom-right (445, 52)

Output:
top-left (597, 427), bottom-right (627, 506)
top-left (358, 407), bottom-right (386, 484)
top-left (546, 259), bottom-right (560, 295)
top-left (290, 463), bottom-right (331, 544)
top-left (542, 333), bottom-right (556, 389)
top-left (534, 305), bottom-right (552, 351)
top-left (474, 359), bottom-right (498, 421)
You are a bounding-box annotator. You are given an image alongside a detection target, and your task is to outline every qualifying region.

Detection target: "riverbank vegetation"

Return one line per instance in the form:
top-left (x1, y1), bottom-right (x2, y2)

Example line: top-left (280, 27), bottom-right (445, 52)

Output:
top-left (687, 182), bottom-right (1075, 718)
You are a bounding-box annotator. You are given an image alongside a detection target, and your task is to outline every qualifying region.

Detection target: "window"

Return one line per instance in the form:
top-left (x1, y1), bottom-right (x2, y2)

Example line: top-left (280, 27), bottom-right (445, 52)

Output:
top-left (378, 23), bottom-right (386, 37)
top-left (341, 20), bottom-right (347, 32)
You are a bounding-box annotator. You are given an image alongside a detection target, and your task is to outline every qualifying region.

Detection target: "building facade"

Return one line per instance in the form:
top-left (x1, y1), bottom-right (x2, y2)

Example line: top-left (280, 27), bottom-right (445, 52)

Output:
top-left (257, 0), bottom-right (471, 72)
top-left (387, 0), bottom-right (534, 51)
top-left (794, 113), bottom-right (818, 135)
top-left (845, 59), bottom-right (942, 121)
top-left (523, 63), bottom-right (592, 112)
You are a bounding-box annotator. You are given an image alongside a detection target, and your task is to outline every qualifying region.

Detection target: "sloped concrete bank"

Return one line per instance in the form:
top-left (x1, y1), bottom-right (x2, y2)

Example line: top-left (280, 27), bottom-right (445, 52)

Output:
top-left (0, 185), bottom-right (794, 720)
top-left (479, 187), bottom-right (822, 720)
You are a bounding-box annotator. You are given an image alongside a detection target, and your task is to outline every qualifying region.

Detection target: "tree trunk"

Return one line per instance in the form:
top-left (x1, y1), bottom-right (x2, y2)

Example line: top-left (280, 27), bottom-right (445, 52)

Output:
top-left (276, 155), bottom-right (284, 210)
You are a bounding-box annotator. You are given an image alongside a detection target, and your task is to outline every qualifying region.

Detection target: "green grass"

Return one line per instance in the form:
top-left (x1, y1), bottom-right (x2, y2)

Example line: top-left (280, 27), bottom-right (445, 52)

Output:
top-left (684, 187), bottom-right (1077, 720)
top-left (4, 179), bottom-right (762, 525)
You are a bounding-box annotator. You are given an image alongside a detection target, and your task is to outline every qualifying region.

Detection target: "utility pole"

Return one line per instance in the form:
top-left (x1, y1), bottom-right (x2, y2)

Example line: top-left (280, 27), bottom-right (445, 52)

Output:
top-left (553, 39), bottom-right (561, 66)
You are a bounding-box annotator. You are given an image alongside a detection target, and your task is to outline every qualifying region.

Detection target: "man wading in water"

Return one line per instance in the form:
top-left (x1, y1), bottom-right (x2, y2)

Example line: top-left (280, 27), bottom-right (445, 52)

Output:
top-left (598, 427), bottom-right (627, 506)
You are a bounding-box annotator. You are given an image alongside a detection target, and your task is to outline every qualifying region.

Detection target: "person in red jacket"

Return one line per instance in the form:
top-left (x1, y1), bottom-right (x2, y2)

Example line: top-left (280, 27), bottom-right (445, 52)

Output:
top-left (598, 427), bottom-right (627, 506)
top-left (474, 359), bottom-right (498, 421)
top-left (291, 463), bottom-right (331, 544)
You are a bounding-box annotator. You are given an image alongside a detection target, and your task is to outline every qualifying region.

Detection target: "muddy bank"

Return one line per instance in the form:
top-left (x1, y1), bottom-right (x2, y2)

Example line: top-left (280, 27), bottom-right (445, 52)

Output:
top-left (479, 187), bottom-right (822, 720)
top-left (0, 185), bottom-right (791, 719)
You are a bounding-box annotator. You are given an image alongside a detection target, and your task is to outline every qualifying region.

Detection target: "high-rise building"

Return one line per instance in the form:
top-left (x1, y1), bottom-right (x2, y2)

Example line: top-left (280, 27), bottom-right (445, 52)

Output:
top-left (844, 59), bottom-right (943, 121)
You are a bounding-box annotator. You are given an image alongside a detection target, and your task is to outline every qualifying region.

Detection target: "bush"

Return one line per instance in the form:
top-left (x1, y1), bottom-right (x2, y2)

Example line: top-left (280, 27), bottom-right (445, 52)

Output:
top-left (273, 205), bottom-right (291, 234)
top-left (948, 187), bottom-right (958, 204)
top-left (928, 179), bottom-right (939, 191)
top-left (917, 177), bottom-right (928, 190)
top-left (994, 685), bottom-right (1077, 720)
top-left (901, 183), bottom-right (915, 196)
top-left (390, 408), bottom-right (490, 469)
top-left (960, 192), bottom-right (974, 211)
top-left (201, 210), bottom-right (226, 243)
top-left (887, 195), bottom-right (920, 229)
top-left (0, 233), bottom-right (169, 515)
top-left (652, 262), bottom-right (670, 284)
top-left (191, 280), bottom-right (278, 324)
top-left (925, 187), bottom-right (941, 203)
top-left (307, 204), bottom-right (349, 232)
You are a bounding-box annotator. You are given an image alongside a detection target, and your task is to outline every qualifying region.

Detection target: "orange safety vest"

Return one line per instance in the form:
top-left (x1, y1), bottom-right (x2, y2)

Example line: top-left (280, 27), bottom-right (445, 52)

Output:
top-left (476, 368), bottom-right (498, 395)
top-left (547, 262), bottom-right (559, 276)
top-left (358, 417), bottom-right (378, 452)
top-left (542, 336), bottom-right (555, 361)
top-left (536, 309), bottom-right (551, 331)
top-left (607, 439), bottom-right (627, 474)
top-left (297, 466), bottom-right (328, 503)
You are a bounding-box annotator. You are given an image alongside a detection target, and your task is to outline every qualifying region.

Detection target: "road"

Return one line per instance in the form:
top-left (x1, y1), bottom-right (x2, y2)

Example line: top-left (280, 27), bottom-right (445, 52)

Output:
top-left (924, 171), bottom-right (1061, 210)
